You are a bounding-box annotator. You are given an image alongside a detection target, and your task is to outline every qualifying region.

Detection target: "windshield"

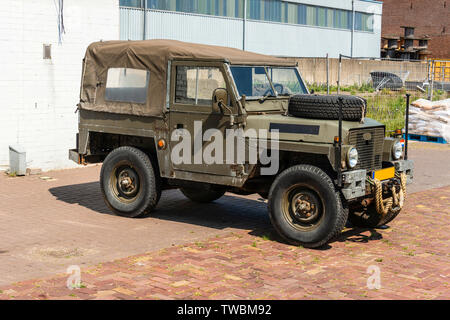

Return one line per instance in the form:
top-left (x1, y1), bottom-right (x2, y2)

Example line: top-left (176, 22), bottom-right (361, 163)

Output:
top-left (230, 66), bottom-right (307, 99)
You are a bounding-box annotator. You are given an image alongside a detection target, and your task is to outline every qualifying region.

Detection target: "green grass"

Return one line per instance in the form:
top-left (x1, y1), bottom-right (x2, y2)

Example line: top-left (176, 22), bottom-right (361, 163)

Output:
top-left (365, 94), bottom-right (408, 132)
top-left (308, 82), bottom-right (375, 94)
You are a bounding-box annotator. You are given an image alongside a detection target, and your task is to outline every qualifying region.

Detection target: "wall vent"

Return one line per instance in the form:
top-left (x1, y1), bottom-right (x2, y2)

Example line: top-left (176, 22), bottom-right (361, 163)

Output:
top-left (43, 44), bottom-right (52, 59)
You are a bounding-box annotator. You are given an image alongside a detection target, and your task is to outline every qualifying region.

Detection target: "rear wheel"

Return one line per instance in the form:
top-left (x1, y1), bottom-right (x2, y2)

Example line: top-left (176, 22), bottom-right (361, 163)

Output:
top-left (268, 165), bottom-right (348, 248)
top-left (100, 146), bottom-right (161, 218)
top-left (180, 184), bottom-right (226, 203)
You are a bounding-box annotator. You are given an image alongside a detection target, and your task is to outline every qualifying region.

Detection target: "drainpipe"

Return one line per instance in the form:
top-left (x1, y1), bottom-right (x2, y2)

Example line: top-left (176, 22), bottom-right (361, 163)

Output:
top-left (143, 0), bottom-right (147, 40)
top-left (243, 0), bottom-right (247, 51)
top-left (351, 0), bottom-right (355, 57)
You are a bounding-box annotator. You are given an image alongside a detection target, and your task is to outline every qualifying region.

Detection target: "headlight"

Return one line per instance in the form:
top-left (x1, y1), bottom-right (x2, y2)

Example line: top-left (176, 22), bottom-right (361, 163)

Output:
top-left (392, 141), bottom-right (403, 160)
top-left (347, 147), bottom-right (358, 169)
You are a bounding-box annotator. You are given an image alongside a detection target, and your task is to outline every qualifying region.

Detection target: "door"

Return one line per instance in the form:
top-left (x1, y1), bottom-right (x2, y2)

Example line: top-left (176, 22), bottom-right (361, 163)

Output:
top-left (168, 62), bottom-right (238, 176)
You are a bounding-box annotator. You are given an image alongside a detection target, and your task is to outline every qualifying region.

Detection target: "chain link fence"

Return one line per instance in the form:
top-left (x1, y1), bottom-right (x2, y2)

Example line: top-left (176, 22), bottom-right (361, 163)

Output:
top-left (299, 56), bottom-right (450, 134)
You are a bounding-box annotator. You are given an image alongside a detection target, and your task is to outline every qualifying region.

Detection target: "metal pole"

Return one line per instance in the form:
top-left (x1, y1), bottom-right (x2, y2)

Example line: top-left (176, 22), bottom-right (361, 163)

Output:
top-left (326, 53), bottom-right (330, 95)
top-left (404, 94), bottom-right (410, 160)
top-left (243, 0), bottom-right (247, 51)
top-left (337, 54), bottom-right (342, 94)
top-left (430, 60), bottom-right (435, 101)
top-left (426, 60), bottom-right (431, 99)
top-left (351, 0), bottom-right (355, 57)
top-left (143, 0), bottom-right (147, 40)
top-left (337, 97), bottom-right (343, 187)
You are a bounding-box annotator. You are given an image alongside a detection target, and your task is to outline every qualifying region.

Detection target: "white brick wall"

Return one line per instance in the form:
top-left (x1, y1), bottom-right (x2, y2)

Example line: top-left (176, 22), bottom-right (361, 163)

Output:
top-left (0, 0), bottom-right (119, 171)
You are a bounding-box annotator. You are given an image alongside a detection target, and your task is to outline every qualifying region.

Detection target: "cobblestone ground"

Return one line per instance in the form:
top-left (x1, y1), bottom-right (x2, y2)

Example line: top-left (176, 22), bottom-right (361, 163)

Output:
top-left (0, 186), bottom-right (448, 300)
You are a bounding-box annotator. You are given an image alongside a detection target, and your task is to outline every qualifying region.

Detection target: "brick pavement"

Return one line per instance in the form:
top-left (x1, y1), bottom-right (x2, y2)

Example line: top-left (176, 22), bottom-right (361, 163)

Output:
top-left (0, 142), bottom-right (448, 299)
top-left (0, 165), bottom-right (270, 286)
top-left (1, 185), bottom-right (448, 300)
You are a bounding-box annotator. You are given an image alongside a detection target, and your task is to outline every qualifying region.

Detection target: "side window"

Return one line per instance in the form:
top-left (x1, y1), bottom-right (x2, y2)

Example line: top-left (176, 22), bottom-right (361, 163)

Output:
top-left (175, 66), bottom-right (197, 104)
top-left (175, 66), bottom-right (226, 106)
top-left (105, 68), bottom-right (150, 104)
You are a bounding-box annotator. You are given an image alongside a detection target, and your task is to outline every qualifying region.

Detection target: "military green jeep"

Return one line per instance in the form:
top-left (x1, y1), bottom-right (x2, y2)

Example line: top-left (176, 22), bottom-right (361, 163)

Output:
top-left (70, 40), bottom-right (413, 248)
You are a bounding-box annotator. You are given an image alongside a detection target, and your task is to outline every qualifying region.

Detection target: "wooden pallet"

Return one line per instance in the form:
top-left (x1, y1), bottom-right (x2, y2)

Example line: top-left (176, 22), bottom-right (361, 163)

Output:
top-left (405, 133), bottom-right (448, 144)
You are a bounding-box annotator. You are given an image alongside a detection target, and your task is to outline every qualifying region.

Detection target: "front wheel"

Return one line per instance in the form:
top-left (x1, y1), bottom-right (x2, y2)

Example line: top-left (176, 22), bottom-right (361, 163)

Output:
top-left (100, 146), bottom-right (161, 218)
top-left (268, 165), bottom-right (348, 248)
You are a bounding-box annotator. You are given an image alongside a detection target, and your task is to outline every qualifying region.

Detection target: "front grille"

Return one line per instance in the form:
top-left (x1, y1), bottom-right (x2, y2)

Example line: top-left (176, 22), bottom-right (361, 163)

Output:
top-left (348, 127), bottom-right (385, 171)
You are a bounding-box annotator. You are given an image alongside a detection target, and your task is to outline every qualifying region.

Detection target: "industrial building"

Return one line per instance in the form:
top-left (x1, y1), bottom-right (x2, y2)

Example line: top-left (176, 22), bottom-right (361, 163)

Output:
top-left (0, 0), bottom-right (382, 171)
top-left (120, 0), bottom-right (383, 58)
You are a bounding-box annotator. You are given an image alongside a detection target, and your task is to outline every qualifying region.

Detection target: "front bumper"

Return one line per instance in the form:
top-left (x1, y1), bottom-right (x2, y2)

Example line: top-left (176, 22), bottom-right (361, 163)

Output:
top-left (392, 159), bottom-right (414, 185)
top-left (341, 159), bottom-right (414, 200)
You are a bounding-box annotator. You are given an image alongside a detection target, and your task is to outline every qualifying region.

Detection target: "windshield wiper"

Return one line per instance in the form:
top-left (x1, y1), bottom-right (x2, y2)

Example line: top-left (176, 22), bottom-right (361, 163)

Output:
top-left (258, 93), bottom-right (276, 104)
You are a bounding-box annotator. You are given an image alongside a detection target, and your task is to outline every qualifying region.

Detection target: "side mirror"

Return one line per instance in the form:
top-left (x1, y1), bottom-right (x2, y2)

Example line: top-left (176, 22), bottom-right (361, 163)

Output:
top-left (310, 89), bottom-right (315, 94)
top-left (212, 88), bottom-right (228, 114)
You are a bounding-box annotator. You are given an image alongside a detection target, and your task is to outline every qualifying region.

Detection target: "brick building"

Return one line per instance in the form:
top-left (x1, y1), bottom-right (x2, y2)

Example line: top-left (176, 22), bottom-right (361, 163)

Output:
top-left (381, 0), bottom-right (450, 59)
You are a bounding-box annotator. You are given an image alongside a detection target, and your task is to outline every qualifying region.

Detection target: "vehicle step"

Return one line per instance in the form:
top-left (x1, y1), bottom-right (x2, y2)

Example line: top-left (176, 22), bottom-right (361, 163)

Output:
top-left (404, 133), bottom-right (448, 144)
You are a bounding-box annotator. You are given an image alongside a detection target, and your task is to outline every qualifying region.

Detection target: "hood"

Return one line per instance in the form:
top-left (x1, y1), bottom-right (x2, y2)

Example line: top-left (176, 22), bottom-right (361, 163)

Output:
top-left (245, 114), bottom-right (384, 144)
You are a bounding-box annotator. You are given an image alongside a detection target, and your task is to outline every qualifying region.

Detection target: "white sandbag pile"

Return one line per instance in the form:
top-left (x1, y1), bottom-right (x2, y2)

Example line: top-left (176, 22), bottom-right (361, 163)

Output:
top-left (408, 98), bottom-right (450, 143)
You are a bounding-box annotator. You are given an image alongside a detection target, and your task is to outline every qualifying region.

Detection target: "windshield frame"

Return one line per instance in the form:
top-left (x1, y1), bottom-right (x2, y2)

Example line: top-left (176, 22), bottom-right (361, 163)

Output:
top-left (228, 65), bottom-right (309, 100)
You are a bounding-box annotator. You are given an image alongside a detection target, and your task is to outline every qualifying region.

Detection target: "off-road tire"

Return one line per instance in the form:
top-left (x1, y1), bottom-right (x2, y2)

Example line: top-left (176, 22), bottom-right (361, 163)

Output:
top-left (180, 184), bottom-right (226, 203)
top-left (268, 165), bottom-right (348, 248)
top-left (288, 94), bottom-right (366, 121)
top-left (257, 192), bottom-right (269, 199)
top-left (348, 205), bottom-right (402, 228)
top-left (100, 146), bottom-right (161, 218)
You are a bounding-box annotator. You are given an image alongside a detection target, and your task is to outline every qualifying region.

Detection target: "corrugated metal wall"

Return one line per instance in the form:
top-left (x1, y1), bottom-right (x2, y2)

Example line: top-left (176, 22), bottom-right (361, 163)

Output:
top-left (120, 8), bottom-right (243, 49)
top-left (120, 7), bottom-right (144, 40)
top-left (119, 7), bottom-right (381, 58)
top-left (145, 10), bottom-right (243, 49)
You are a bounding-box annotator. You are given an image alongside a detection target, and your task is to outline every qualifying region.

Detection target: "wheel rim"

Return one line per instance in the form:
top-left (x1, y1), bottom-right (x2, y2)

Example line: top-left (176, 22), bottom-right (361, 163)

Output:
top-left (110, 161), bottom-right (142, 204)
top-left (281, 185), bottom-right (324, 231)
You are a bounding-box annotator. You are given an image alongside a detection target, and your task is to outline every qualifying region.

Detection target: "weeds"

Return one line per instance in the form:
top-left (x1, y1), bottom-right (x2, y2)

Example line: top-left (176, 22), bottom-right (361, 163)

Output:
top-left (306, 82), bottom-right (449, 132)
top-left (7, 171), bottom-right (17, 177)
top-left (261, 234), bottom-right (271, 241)
top-left (194, 242), bottom-right (205, 248)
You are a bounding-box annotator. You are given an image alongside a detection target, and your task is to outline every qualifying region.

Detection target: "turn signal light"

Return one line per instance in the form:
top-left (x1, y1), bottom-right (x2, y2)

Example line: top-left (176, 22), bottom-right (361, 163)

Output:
top-left (157, 139), bottom-right (166, 150)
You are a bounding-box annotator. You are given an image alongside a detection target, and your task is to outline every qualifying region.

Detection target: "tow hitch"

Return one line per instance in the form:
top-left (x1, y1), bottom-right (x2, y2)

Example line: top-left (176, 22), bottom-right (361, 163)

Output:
top-left (366, 172), bottom-right (407, 216)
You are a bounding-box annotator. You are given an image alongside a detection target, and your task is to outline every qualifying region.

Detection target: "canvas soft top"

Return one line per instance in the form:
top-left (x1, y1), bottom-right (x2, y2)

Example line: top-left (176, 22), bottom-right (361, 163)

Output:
top-left (79, 39), bottom-right (294, 117)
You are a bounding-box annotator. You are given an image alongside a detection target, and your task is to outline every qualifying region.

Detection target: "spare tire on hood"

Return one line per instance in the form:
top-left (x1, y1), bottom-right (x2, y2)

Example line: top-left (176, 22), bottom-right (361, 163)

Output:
top-left (288, 94), bottom-right (367, 122)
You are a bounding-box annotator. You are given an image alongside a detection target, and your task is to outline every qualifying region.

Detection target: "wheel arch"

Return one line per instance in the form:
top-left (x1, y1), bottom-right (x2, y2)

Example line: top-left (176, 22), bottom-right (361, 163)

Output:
top-left (80, 131), bottom-right (164, 175)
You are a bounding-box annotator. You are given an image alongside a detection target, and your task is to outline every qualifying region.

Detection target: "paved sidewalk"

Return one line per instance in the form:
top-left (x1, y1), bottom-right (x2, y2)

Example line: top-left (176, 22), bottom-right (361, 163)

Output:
top-left (1, 186), bottom-right (449, 300)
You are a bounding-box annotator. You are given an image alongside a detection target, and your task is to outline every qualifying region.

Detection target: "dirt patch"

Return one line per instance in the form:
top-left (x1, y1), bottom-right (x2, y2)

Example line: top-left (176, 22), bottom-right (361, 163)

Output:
top-left (28, 247), bottom-right (96, 261)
